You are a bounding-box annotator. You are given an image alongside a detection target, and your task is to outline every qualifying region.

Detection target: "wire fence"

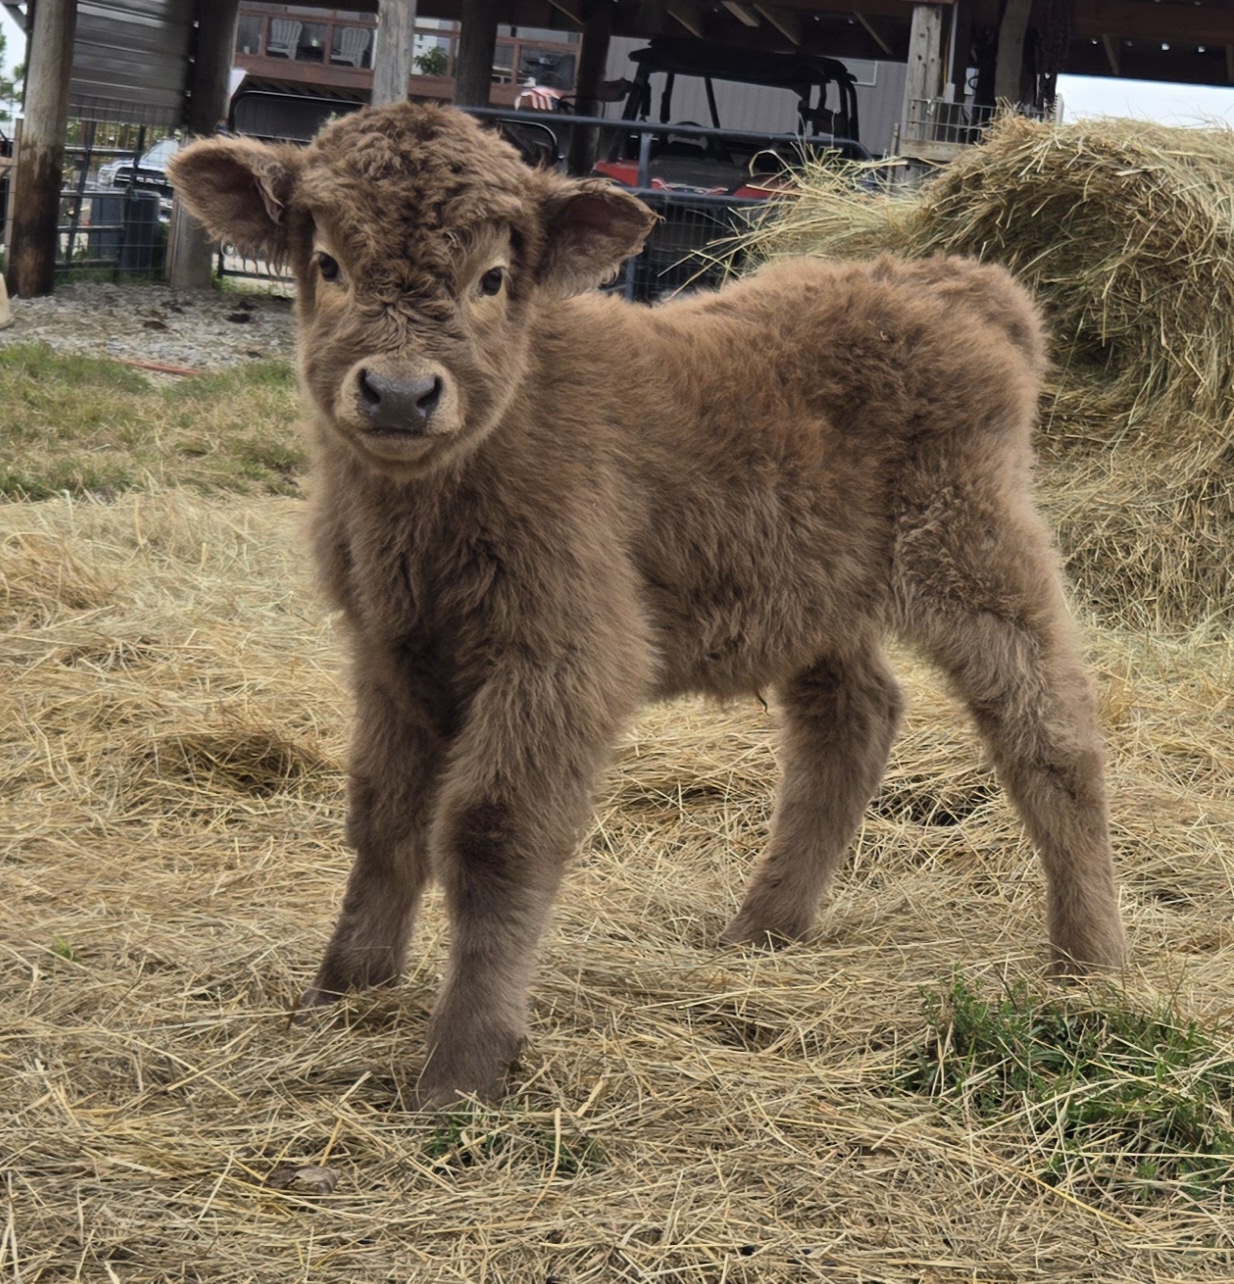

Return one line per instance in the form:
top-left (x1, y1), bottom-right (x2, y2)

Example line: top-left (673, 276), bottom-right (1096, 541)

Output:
top-left (900, 97), bottom-right (1055, 161)
top-left (47, 108), bottom-right (180, 281)
top-left (216, 103), bottom-right (869, 301)
top-left (9, 100), bottom-right (870, 298)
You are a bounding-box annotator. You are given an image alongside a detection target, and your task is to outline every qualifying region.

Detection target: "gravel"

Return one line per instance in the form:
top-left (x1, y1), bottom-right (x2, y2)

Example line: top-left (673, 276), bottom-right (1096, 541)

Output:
top-left (0, 281), bottom-right (297, 373)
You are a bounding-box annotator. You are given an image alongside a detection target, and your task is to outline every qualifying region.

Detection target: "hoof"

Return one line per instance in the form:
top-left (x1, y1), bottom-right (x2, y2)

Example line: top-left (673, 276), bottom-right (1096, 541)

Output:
top-left (413, 1081), bottom-right (478, 1111)
top-left (414, 1072), bottom-right (509, 1111)
top-left (1047, 945), bottom-right (1128, 982)
top-left (415, 1031), bottom-right (524, 1108)
top-left (1047, 922), bottom-right (1129, 980)
top-left (289, 983), bottom-right (346, 1025)
top-left (719, 913), bottom-right (811, 950)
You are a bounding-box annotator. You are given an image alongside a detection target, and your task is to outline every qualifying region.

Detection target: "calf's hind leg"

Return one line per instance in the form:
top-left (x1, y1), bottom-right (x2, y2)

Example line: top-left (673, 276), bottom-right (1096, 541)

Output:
top-left (722, 643), bottom-right (904, 947)
top-left (897, 512), bottom-right (1126, 974)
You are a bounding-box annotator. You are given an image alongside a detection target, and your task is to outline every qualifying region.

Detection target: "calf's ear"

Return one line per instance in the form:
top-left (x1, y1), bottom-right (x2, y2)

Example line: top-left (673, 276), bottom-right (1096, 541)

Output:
top-left (167, 137), bottom-right (302, 261)
top-left (537, 178), bottom-right (657, 298)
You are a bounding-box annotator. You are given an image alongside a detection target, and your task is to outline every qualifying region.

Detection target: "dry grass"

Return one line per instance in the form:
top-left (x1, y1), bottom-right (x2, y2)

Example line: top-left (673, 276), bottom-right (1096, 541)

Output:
top-left (4, 488), bottom-right (1234, 1282)
top-left (736, 115), bottom-right (1234, 627)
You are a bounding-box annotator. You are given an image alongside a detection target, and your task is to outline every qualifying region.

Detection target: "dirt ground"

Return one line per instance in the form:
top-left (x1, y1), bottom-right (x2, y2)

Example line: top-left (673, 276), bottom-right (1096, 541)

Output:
top-left (0, 281), bottom-right (295, 372)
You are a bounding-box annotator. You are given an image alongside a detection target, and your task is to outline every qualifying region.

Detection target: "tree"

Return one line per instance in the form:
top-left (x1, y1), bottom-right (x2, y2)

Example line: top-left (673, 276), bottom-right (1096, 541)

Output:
top-left (0, 25), bottom-right (24, 131)
top-left (415, 45), bottom-right (448, 78)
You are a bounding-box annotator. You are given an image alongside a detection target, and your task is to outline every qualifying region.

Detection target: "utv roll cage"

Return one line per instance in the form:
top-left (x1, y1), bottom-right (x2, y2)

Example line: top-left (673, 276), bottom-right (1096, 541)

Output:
top-left (615, 37), bottom-right (862, 150)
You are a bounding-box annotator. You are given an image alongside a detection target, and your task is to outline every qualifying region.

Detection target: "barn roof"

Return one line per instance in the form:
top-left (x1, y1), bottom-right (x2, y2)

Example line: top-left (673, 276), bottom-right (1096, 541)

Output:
top-left (5, 0), bottom-right (1234, 129)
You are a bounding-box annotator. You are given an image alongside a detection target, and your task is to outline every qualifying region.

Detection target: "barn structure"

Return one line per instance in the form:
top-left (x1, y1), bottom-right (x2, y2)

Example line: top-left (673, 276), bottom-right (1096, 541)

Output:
top-left (5, 0), bottom-right (1233, 297)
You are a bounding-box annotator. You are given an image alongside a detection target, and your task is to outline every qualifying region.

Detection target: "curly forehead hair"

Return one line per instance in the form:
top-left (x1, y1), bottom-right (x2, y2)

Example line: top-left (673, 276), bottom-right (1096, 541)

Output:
top-left (297, 104), bottom-right (542, 274)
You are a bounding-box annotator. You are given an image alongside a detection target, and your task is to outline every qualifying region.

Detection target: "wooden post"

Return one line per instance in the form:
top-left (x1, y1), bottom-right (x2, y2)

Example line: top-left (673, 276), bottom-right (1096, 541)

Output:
top-left (372, 0), bottom-right (417, 107)
top-left (169, 0), bottom-right (240, 289)
top-left (947, 0), bottom-right (974, 100)
top-left (567, 0), bottom-right (613, 174)
top-left (454, 0), bottom-right (501, 108)
top-left (901, 3), bottom-right (944, 142)
top-left (995, 0), bottom-right (1032, 104)
top-left (7, 0), bottom-right (78, 298)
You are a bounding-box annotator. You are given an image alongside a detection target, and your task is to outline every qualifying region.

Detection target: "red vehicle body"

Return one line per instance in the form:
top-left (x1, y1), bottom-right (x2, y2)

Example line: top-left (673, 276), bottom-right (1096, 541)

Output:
top-left (591, 38), bottom-right (870, 296)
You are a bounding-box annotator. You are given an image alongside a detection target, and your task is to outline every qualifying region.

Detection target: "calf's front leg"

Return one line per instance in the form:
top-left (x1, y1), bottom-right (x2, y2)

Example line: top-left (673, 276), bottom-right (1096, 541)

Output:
top-left (417, 671), bottom-right (630, 1106)
top-left (299, 675), bottom-right (445, 1009)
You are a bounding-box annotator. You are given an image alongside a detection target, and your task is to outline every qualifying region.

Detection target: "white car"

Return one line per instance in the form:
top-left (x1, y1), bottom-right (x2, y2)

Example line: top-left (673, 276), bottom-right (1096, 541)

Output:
top-left (98, 137), bottom-right (182, 190)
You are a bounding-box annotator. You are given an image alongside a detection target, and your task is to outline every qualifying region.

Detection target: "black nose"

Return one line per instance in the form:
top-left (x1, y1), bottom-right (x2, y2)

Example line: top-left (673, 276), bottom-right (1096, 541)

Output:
top-left (357, 369), bottom-right (443, 433)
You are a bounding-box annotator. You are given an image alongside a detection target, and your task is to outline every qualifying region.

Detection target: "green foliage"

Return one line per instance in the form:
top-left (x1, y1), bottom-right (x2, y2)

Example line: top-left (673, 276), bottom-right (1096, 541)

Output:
top-left (0, 344), bottom-right (304, 499)
top-left (50, 937), bottom-right (81, 963)
top-left (414, 45), bottom-right (448, 77)
top-left (0, 25), bottom-right (22, 127)
top-left (423, 1104), bottom-right (606, 1177)
top-left (892, 975), bottom-right (1234, 1202)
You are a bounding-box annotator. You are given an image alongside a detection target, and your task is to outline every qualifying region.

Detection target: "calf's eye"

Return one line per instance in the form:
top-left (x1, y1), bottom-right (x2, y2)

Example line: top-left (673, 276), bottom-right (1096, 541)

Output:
top-left (315, 253), bottom-right (340, 282)
top-left (479, 267), bottom-right (505, 297)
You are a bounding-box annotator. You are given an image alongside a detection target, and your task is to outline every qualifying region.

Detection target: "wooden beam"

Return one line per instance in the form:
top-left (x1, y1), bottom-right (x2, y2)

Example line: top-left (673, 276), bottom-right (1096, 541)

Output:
top-left (753, 4), bottom-right (802, 46)
top-left (544, 0), bottom-right (585, 25)
top-left (856, 11), bottom-right (893, 57)
top-left (372, 0), bottom-right (418, 106)
top-left (1102, 34), bottom-right (1120, 77)
top-left (946, 0), bottom-right (973, 97)
top-left (904, 3), bottom-right (944, 109)
top-left (1064, 41), bottom-right (1234, 86)
top-left (724, 0), bottom-right (951, 14)
top-left (1073, 1), bottom-right (1234, 45)
top-left (634, 0), bottom-right (668, 36)
top-left (994, 0), bottom-right (1031, 103)
top-left (721, 1), bottom-right (762, 28)
top-left (455, 0), bottom-right (501, 107)
top-left (7, 0), bottom-right (77, 298)
top-left (567, 0), bottom-right (614, 173)
top-left (667, 0), bottom-right (706, 38)
top-left (169, 0), bottom-right (240, 290)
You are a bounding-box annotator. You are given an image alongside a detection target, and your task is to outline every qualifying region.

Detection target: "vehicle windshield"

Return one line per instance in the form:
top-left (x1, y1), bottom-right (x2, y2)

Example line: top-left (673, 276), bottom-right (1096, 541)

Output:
top-left (142, 138), bottom-right (180, 167)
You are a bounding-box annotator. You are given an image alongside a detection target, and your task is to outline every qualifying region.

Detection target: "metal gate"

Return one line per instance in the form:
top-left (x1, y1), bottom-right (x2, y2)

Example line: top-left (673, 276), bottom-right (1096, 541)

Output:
top-left (214, 102), bottom-right (869, 302)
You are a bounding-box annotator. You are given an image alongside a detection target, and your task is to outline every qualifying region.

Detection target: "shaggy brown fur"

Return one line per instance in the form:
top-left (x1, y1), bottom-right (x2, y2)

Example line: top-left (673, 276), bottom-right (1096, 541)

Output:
top-left (169, 103), bottom-right (1126, 1105)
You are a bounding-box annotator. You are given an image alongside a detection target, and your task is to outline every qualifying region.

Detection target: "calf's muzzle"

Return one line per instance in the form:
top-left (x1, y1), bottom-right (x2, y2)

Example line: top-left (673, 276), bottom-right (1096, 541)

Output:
top-left (358, 367), bottom-right (444, 435)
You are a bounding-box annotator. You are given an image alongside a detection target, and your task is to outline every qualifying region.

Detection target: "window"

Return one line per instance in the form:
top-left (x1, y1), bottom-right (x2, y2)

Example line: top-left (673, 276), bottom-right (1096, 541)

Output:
top-left (844, 59), bottom-right (879, 87)
top-left (332, 24), bottom-right (374, 68)
top-left (296, 22), bottom-right (328, 62)
top-left (518, 48), bottom-right (575, 90)
top-left (235, 14), bottom-right (264, 55)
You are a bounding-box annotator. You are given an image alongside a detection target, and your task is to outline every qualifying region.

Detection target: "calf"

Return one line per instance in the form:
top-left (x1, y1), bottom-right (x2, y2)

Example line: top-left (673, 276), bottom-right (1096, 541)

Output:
top-left (169, 103), bottom-right (1126, 1104)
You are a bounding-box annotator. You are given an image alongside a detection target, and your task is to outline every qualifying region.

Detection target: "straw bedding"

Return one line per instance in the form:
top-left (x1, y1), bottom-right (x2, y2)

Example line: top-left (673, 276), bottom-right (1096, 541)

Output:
top-left (4, 487), bottom-right (1233, 1282)
top-left (5, 115), bottom-right (1234, 1278)
top-left (739, 115), bottom-right (1234, 627)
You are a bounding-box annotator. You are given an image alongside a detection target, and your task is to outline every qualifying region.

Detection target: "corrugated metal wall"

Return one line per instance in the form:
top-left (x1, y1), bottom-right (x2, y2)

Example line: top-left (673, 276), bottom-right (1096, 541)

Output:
top-left (70, 0), bottom-right (195, 126)
top-left (603, 36), bottom-right (906, 156)
top-left (856, 60), bottom-right (906, 155)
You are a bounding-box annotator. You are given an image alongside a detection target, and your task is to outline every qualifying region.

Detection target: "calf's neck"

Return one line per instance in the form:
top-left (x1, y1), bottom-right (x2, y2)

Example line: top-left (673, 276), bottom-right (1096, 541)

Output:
top-left (169, 103), bottom-right (1126, 1104)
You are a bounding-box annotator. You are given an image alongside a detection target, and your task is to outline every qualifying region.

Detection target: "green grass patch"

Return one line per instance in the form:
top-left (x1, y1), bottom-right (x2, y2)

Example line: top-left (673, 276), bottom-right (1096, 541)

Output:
top-left (50, 937), bottom-right (82, 963)
top-left (423, 1104), bottom-right (606, 1178)
top-left (891, 975), bottom-right (1234, 1202)
top-left (0, 343), bottom-right (305, 499)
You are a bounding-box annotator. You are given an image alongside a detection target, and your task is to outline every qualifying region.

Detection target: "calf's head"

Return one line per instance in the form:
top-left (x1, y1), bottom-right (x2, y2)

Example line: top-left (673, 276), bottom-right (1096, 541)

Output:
top-left (168, 104), bottom-right (655, 477)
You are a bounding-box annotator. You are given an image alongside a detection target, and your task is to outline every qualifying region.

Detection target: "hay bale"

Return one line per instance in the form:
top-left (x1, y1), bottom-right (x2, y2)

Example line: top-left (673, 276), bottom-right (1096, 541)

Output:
top-left (739, 116), bottom-right (1234, 625)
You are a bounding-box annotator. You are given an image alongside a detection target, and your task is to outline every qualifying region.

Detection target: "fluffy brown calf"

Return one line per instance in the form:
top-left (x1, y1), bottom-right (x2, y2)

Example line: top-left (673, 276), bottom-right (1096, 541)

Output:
top-left (169, 103), bottom-right (1126, 1104)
